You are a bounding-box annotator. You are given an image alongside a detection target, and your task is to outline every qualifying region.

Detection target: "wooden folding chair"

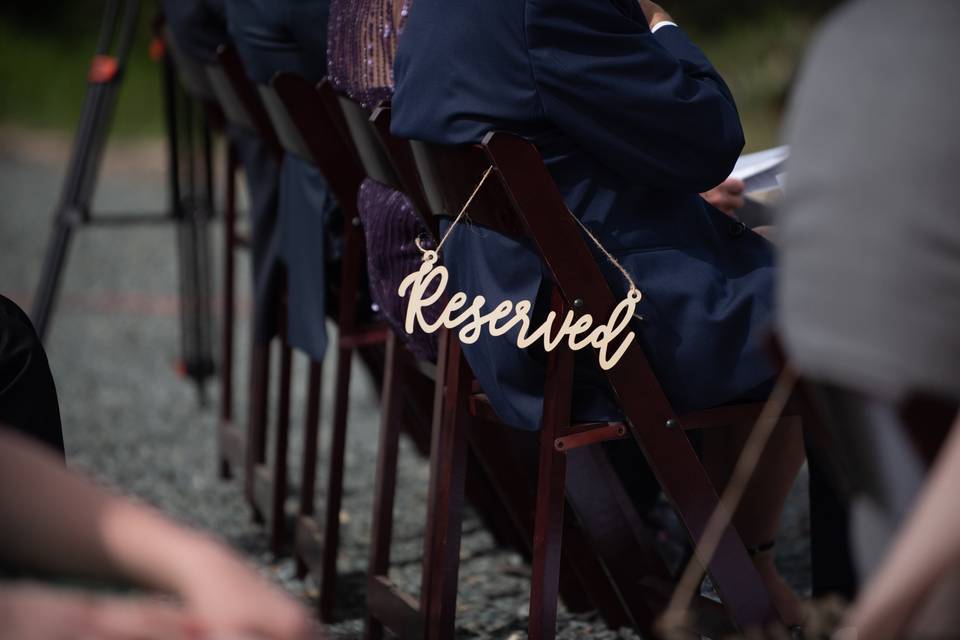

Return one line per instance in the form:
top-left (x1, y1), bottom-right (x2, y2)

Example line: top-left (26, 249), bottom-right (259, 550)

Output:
top-left (205, 44), bottom-right (289, 550)
top-left (337, 98), bottom-right (615, 627)
top-left (397, 132), bottom-right (815, 639)
top-left (265, 72), bottom-right (393, 619)
top-left (361, 107), bottom-right (693, 640)
top-left (268, 81), bottom-right (618, 624)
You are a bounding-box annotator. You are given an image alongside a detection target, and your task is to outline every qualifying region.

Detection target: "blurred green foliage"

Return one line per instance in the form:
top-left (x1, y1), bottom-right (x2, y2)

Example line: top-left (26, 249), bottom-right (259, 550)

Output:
top-left (669, 0), bottom-right (841, 29)
top-left (0, 1), bottom-right (842, 145)
top-left (0, 3), bottom-right (163, 137)
top-left (673, 1), bottom-right (842, 150)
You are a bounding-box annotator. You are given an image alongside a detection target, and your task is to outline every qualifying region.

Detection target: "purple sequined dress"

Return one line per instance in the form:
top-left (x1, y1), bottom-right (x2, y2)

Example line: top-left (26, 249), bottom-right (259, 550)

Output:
top-left (328, 0), bottom-right (412, 109)
top-left (328, 0), bottom-right (440, 361)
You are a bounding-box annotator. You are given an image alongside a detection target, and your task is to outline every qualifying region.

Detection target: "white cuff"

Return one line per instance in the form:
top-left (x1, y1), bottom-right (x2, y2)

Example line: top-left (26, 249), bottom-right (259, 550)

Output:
top-left (651, 20), bottom-right (678, 33)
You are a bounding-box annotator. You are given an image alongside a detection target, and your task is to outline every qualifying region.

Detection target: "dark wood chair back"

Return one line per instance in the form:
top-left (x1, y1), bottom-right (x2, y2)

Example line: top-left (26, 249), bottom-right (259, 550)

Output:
top-left (263, 74), bottom-right (365, 222)
top-left (369, 106), bottom-right (436, 238)
top-left (337, 96), bottom-right (401, 188)
top-left (163, 26), bottom-right (215, 101)
top-left (206, 44), bottom-right (281, 159)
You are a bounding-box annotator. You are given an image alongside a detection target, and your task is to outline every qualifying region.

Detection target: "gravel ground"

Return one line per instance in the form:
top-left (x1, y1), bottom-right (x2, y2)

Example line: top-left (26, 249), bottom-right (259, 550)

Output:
top-left (0, 133), bottom-right (809, 639)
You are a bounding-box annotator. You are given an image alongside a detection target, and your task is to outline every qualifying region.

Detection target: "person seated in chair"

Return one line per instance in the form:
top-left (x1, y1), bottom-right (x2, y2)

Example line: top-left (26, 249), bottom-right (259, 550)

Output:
top-left (391, 0), bottom-right (805, 625)
top-left (224, 0), bottom-right (343, 363)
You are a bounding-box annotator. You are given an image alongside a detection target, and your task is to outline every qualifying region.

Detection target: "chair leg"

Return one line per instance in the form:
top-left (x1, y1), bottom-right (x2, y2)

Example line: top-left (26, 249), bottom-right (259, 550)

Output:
top-left (218, 143), bottom-right (237, 480)
top-left (528, 304), bottom-right (574, 640)
top-left (462, 417), bottom-right (599, 617)
top-left (528, 427), bottom-right (567, 640)
top-left (318, 341), bottom-right (353, 621)
top-left (246, 335), bottom-right (271, 524)
top-left (296, 360), bottom-right (323, 578)
top-left (270, 321), bottom-right (293, 557)
top-left (629, 427), bottom-right (778, 629)
top-left (421, 332), bottom-right (470, 640)
top-left (364, 332), bottom-right (404, 640)
top-left (564, 446), bottom-right (673, 632)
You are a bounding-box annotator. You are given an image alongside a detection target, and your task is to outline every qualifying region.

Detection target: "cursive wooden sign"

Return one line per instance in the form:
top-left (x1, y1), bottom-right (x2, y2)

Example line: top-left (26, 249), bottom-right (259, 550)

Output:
top-left (396, 166), bottom-right (643, 371)
top-left (398, 250), bottom-right (642, 371)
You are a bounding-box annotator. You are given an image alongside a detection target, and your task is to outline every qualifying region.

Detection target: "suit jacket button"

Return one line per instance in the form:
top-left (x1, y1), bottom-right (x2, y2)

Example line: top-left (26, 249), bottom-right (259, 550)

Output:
top-left (729, 220), bottom-right (746, 237)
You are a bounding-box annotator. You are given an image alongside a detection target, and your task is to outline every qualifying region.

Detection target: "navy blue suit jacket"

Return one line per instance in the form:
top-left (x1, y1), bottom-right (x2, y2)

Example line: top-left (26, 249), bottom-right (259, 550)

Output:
top-left (392, 0), bottom-right (777, 430)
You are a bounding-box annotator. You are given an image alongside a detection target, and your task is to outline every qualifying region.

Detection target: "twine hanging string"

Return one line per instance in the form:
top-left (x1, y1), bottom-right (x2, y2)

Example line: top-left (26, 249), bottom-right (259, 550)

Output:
top-left (414, 166), bottom-right (495, 261)
top-left (570, 213), bottom-right (639, 299)
top-left (414, 165), bottom-right (641, 299)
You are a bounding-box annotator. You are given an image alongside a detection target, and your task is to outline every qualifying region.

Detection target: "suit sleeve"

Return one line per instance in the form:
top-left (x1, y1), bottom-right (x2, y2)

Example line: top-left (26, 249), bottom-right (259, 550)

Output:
top-left (525, 0), bottom-right (744, 192)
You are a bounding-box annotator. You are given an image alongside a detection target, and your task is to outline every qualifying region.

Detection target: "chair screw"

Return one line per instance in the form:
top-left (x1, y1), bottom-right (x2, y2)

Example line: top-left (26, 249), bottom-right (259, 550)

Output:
top-left (665, 418), bottom-right (679, 429)
top-left (352, 216), bottom-right (361, 227)
top-left (573, 298), bottom-right (584, 309)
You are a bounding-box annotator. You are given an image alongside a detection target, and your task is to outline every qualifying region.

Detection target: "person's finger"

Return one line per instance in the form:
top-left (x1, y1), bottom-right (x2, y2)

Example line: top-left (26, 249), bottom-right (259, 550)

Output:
top-left (251, 602), bottom-right (316, 640)
top-left (90, 597), bottom-right (201, 640)
top-left (0, 587), bottom-right (91, 640)
top-left (710, 195), bottom-right (740, 215)
top-left (723, 177), bottom-right (746, 195)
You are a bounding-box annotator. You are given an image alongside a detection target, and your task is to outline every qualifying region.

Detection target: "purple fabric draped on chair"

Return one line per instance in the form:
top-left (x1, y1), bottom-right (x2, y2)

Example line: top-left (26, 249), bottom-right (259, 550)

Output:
top-left (357, 180), bottom-right (438, 360)
top-left (328, 0), bottom-right (439, 361)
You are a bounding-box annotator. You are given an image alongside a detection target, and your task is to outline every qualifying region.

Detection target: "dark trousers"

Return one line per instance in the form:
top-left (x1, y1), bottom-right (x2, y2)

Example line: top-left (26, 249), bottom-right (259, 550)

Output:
top-left (164, 0), bottom-right (283, 344)
top-left (0, 295), bottom-right (64, 457)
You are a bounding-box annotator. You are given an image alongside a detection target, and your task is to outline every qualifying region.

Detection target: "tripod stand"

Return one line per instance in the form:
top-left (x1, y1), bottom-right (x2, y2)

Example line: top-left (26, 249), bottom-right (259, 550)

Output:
top-left (31, 0), bottom-right (217, 401)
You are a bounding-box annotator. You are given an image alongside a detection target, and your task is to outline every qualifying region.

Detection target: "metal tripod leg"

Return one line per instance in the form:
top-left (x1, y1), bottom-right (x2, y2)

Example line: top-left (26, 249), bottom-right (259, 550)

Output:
top-left (164, 29), bottom-right (217, 402)
top-left (31, 0), bottom-right (141, 339)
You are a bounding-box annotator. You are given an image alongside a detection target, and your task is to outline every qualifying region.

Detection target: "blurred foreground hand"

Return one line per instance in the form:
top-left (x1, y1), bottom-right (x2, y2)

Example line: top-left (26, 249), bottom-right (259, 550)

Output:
top-left (0, 585), bottom-right (198, 640)
top-left (171, 542), bottom-right (316, 640)
top-left (0, 429), bottom-right (319, 639)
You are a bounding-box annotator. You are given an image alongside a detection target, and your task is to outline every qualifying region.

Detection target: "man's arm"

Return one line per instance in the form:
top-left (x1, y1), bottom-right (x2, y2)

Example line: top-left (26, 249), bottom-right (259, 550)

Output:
top-left (525, 0), bottom-right (744, 192)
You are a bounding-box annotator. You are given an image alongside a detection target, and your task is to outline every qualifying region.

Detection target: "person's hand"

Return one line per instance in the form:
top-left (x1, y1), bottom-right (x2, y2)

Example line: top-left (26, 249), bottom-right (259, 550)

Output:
top-left (0, 584), bottom-right (199, 640)
top-left (171, 542), bottom-right (317, 640)
top-left (702, 178), bottom-right (746, 217)
top-left (0, 432), bottom-right (316, 639)
top-left (638, 0), bottom-right (672, 29)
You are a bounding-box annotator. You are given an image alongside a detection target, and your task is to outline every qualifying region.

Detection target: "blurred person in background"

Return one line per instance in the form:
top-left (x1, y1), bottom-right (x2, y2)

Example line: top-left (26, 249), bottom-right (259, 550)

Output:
top-left (0, 295), bottom-right (63, 456)
top-left (778, 0), bottom-right (960, 636)
top-left (0, 428), bottom-right (317, 640)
